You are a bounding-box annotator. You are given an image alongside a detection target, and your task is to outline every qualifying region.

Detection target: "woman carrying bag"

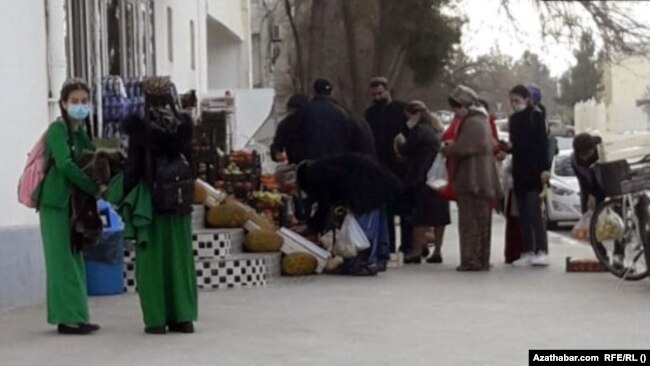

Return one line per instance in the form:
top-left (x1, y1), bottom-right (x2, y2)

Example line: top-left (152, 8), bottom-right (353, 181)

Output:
top-left (121, 76), bottom-right (198, 334)
top-left (395, 101), bottom-right (450, 264)
top-left (39, 79), bottom-right (102, 335)
top-left (441, 86), bottom-right (502, 271)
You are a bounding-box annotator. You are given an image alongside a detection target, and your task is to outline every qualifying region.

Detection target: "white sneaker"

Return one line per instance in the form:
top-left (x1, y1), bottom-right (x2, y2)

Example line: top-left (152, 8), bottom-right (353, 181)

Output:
top-left (532, 252), bottom-right (550, 267)
top-left (512, 252), bottom-right (535, 267)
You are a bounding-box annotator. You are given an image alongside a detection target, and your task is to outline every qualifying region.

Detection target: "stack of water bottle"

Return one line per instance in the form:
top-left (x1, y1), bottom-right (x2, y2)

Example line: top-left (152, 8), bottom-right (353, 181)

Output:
top-left (101, 76), bottom-right (147, 139)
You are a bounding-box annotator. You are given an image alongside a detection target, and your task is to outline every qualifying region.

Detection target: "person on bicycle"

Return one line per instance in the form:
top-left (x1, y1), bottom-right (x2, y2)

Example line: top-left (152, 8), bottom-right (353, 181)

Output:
top-left (572, 133), bottom-right (627, 269)
top-left (571, 133), bottom-right (605, 212)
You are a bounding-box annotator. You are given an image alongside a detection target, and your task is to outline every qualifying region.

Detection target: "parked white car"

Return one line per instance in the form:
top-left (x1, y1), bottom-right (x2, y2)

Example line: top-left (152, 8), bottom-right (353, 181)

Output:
top-left (548, 120), bottom-right (575, 138)
top-left (545, 151), bottom-right (582, 229)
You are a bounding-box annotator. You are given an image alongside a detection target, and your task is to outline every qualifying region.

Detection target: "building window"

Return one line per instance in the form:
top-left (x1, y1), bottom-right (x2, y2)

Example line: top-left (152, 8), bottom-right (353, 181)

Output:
top-left (190, 20), bottom-right (196, 70)
top-left (67, 0), bottom-right (91, 80)
top-left (167, 7), bottom-right (173, 62)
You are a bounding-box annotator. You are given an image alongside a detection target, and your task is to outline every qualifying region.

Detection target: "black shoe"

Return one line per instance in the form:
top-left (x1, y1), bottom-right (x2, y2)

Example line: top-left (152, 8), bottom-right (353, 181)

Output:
top-left (348, 265), bottom-right (379, 277)
top-left (422, 247), bottom-right (431, 259)
top-left (145, 326), bottom-right (167, 335)
top-left (427, 254), bottom-right (443, 264)
top-left (404, 255), bottom-right (422, 265)
top-left (57, 323), bottom-right (98, 335)
top-left (81, 323), bottom-right (100, 332)
top-left (168, 322), bottom-right (194, 334)
top-left (377, 262), bottom-right (388, 272)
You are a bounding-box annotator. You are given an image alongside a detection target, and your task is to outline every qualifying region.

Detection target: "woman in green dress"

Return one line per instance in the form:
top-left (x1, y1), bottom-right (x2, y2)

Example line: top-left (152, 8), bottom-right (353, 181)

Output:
top-left (39, 79), bottom-right (102, 335)
top-left (121, 77), bottom-right (198, 335)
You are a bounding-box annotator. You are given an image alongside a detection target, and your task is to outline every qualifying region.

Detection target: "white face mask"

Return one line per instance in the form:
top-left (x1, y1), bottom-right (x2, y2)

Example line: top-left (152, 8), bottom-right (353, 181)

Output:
top-left (513, 103), bottom-right (527, 112)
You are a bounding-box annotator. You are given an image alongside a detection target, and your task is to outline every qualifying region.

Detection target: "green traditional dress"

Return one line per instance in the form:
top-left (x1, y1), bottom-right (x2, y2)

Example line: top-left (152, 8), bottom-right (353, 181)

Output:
top-left (38, 119), bottom-right (98, 325)
top-left (122, 183), bottom-right (198, 328)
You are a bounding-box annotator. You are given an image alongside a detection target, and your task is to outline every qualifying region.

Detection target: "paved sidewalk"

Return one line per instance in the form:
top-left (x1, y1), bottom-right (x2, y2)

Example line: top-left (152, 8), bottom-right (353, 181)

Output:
top-left (1, 216), bottom-right (649, 366)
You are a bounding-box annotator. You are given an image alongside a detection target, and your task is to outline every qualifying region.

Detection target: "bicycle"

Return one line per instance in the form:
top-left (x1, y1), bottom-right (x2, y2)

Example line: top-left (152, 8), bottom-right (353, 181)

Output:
top-left (589, 159), bottom-right (650, 281)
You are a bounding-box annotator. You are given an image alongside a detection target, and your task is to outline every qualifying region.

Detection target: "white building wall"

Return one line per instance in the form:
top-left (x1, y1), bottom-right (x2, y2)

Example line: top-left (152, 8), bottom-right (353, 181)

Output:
top-left (206, 0), bottom-right (252, 90)
top-left (207, 0), bottom-right (247, 39)
top-left (606, 56), bottom-right (650, 133)
top-left (153, 0), bottom-right (204, 94)
top-left (0, 0), bottom-right (49, 311)
top-left (0, 0), bottom-right (49, 228)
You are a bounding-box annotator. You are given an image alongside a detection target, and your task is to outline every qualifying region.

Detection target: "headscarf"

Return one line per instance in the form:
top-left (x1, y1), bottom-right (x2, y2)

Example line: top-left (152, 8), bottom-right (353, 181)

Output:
top-left (527, 84), bottom-right (542, 105)
top-left (449, 85), bottom-right (479, 107)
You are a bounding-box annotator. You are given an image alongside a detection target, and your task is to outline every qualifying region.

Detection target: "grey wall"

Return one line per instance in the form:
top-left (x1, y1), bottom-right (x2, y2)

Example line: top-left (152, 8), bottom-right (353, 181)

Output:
top-left (0, 227), bottom-right (45, 310)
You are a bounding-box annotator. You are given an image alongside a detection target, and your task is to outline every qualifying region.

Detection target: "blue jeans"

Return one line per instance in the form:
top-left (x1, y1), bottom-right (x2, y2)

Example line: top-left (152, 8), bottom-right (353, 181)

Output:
top-left (342, 209), bottom-right (390, 273)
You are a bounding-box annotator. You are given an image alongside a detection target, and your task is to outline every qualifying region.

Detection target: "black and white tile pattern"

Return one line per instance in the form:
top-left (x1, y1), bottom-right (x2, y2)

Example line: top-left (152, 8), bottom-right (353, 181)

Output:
top-left (123, 228), bottom-right (277, 292)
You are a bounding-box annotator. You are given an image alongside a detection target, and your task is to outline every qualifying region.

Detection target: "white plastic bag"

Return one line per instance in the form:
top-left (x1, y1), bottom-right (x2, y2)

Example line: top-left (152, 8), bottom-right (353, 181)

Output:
top-left (595, 208), bottom-right (625, 242)
top-left (336, 214), bottom-right (371, 258)
top-left (571, 210), bottom-right (593, 241)
top-left (426, 155), bottom-right (448, 190)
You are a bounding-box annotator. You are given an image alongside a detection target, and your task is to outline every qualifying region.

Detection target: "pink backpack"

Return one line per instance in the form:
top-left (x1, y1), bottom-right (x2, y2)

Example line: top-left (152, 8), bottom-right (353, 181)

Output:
top-left (18, 133), bottom-right (48, 208)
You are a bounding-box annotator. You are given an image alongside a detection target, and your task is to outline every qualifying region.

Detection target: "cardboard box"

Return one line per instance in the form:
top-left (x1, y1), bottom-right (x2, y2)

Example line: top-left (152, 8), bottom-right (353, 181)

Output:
top-left (278, 228), bottom-right (331, 273)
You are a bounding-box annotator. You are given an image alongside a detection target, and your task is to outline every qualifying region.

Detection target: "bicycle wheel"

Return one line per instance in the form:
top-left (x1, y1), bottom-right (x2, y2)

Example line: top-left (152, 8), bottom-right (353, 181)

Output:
top-left (589, 197), bottom-right (649, 280)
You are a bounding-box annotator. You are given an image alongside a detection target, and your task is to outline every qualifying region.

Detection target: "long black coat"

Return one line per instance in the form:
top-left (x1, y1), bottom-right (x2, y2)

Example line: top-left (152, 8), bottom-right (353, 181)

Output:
top-left (398, 121), bottom-right (440, 189)
top-left (297, 153), bottom-right (403, 215)
top-left (121, 113), bottom-right (194, 196)
top-left (508, 106), bottom-right (549, 194)
top-left (298, 96), bottom-right (355, 160)
top-left (270, 112), bottom-right (304, 164)
top-left (365, 101), bottom-right (408, 178)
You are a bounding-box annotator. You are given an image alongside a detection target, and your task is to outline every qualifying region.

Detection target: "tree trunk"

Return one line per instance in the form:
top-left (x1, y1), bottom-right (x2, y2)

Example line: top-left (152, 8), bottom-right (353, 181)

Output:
top-left (307, 0), bottom-right (325, 86)
top-left (284, 0), bottom-right (306, 93)
top-left (340, 0), bottom-right (364, 118)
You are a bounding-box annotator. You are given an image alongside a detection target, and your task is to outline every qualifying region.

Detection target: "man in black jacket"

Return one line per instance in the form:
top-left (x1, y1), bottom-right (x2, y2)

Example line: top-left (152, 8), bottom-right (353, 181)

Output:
top-left (270, 93), bottom-right (309, 164)
top-left (571, 133), bottom-right (606, 212)
top-left (364, 77), bottom-right (412, 254)
top-left (298, 79), bottom-right (356, 160)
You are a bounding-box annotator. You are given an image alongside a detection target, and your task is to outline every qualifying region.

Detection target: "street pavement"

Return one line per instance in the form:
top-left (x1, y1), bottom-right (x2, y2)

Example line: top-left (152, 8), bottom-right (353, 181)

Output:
top-left (1, 214), bottom-right (649, 366)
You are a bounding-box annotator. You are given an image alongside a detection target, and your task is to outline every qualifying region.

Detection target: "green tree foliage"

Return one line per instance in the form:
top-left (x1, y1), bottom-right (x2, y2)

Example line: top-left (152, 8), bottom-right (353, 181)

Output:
top-left (559, 31), bottom-right (600, 107)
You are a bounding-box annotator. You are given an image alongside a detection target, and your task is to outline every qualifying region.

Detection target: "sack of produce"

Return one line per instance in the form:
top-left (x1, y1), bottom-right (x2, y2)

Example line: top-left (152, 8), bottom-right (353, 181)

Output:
top-left (282, 252), bottom-right (318, 276)
top-left (244, 229), bottom-right (284, 253)
top-left (245, 211), bottom-right (276, 231)
top-left (194, 179), bottom-right (227, 205)
top-left (595, 208), bottom-right (625, 242)
top-left (206, 202), bottom-right (248, 228)
top-left (571, 211), bottom-right (592, 241)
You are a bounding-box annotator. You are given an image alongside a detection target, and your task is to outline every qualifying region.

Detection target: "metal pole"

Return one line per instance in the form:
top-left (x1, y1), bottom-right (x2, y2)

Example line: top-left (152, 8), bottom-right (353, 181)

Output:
top-left (94, 0), bottom-right (103, 137)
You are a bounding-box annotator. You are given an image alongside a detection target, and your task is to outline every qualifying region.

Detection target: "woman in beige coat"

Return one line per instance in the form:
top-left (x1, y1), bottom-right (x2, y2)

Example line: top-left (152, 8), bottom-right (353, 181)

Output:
top-left (441, 86), bottom-right (502, 271)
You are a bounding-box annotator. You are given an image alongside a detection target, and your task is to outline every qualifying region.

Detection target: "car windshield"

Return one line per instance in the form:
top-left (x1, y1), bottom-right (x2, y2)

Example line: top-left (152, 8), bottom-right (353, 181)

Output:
top-left (554, 155), bottom-right (575, 177)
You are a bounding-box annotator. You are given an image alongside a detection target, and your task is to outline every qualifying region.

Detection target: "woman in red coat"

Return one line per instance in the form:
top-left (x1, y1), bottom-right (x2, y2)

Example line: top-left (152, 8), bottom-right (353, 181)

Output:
top-left (441, 100), bottom-right (502, 200)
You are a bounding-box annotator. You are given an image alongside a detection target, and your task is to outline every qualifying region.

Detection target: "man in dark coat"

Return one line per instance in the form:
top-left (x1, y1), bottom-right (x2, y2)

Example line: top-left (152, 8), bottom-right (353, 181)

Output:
top-left (364, 77), bottom-right (412, 254)
top-left (298, 79), bottom-right (356, 160)
top-left (297, 153), bottom-right (404, 275)
top-left (571, 133), bottom-right (606, 213)
top-left (270, 93), bottom-right (309, 164)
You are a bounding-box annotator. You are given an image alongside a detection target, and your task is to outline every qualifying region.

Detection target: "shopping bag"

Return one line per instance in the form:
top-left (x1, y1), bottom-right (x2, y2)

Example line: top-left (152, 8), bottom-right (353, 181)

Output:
top-left (426, 155), bottom-right (448, 190)
top-left (595, 208), bottom-right (625, 242)
top-left (571, 210), bottom-right (593, 241)
top-left (336, 213), bottom-right (371, 258)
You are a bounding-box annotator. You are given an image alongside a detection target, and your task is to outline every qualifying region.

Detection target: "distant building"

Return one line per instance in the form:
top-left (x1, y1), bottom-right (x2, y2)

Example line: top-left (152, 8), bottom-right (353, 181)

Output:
top-left (599, 53), bottom-right (650, 132)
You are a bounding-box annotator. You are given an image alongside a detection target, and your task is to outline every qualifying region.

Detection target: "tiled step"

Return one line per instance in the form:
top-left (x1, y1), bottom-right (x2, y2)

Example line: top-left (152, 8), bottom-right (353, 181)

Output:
top-left (191, 205), bottom-right (206, 230)
top-left (123, 253), bottom-right (282, 292)
top-left (123, 228), bottom-right (246, 262)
